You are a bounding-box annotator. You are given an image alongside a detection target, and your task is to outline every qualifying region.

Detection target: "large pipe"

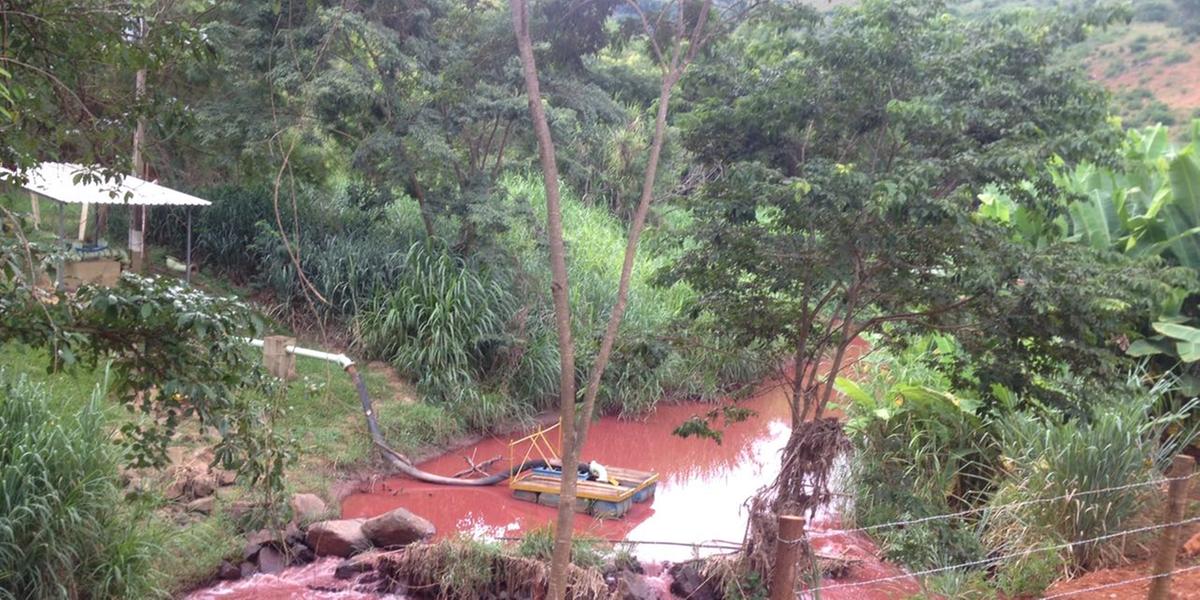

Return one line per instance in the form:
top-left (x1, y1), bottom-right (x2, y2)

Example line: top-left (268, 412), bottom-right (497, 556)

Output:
top-left (243, 338), bottom-right (566, 486)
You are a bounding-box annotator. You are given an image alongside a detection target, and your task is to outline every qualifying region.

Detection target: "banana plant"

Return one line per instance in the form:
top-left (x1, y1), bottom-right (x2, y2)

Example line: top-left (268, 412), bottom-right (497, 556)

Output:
top-left (1053, 124), bottom-right (1200, 266)
top-left (979, 121), bottom-right (1200, 370)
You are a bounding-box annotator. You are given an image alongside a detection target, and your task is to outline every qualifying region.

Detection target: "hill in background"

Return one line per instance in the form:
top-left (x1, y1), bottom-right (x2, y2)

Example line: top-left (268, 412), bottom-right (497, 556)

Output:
top-left (811, 0), bottom-right (1199, 133)
top-left (961, 0), bottom-right (1200, 131)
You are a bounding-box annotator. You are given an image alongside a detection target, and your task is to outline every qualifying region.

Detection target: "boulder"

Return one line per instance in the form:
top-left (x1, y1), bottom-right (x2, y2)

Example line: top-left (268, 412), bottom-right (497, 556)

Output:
top-left (667, 561), bottom-right (718, 600)
top-left (290, 542), bottom-right (316, 566)
top-left (290, 493), bottom-right (328, 522)
top-left (239, 561), bottom-right (258, 578)
top-left (190, 475), bottom-right (216, 499)
top-left (361, 507), bottom-right (435, 548)
top-left (243, 529), bottom-right (276, 561)
top-left (306, 519), bottom-right (370, 557)
top-left (257, 546), bottom-right (287, 575)
top-left (217, 560), bottom-right (241, 581)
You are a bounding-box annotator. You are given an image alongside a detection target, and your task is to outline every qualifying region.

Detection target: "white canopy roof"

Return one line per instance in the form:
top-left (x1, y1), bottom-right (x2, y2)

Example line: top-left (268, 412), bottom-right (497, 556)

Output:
top-left (9, 162), bottom-right (211, 207)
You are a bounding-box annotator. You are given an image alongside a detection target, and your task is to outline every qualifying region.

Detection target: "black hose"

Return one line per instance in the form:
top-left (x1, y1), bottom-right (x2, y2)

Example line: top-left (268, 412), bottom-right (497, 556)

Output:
top-left (348, 364), bottom-right (586, 486)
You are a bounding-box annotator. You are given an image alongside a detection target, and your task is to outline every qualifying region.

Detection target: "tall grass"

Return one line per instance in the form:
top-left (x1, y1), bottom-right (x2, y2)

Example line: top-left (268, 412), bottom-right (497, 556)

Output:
top-left (984, 374), bottom-right (1199, 573)
top-left (0, 372), bottom-right (158, 600)
top-left (150, 173), bottom-right (768, 428)
top-left (497, 172), bottom-right (765, 415)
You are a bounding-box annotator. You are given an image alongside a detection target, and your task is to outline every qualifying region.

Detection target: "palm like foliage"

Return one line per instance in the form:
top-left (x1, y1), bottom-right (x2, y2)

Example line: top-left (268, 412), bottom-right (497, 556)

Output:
top-left (1058, 122), bottom-right (1200, 265)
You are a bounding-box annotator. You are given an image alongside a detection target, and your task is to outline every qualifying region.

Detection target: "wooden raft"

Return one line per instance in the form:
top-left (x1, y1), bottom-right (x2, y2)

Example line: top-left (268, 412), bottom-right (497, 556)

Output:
top-left (506, 422), bottom-right (658, 518)
top-left (510, 463), bottom-right (659, 518)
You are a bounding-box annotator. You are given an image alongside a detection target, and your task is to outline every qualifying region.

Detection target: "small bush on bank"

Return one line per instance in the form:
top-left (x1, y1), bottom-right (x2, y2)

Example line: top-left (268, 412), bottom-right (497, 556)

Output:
top-left (377, 535), bottom-right (610, 600)
top-left (844, 335), bottom-right (994, 569)
top-left (515, 525), bottom-right (608, 570)
top-left (984, 375), bottom-right (1197, 573)
top-left (0, 373), bottom-right (158, 600)
top-left (355, 242), bottom-right (513, 402)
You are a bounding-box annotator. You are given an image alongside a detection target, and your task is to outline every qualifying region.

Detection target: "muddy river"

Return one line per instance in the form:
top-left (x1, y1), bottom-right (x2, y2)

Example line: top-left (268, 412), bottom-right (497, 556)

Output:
top-left (189, 374), bottom-right (917, 599)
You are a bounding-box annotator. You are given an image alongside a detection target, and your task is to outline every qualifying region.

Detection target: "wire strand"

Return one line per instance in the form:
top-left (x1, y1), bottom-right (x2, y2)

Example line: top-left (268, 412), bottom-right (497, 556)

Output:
top-left (1039, 563), bottom-right (1200, 599)
top-left (811, 473), bottom-right (1194, 537)
top-left (492, 536), bottom-right (743, 551)
top-left (805, 515), bottom-right (1200, 593)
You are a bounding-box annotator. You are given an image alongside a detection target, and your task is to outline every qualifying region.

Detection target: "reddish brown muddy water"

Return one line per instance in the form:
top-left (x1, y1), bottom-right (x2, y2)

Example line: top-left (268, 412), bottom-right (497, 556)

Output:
top-left (189, 371), bottom-right (917, 599)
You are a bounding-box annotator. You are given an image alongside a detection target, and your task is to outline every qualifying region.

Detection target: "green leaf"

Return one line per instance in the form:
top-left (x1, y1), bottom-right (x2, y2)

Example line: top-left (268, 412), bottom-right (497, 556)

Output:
top-left (1177, 341), bottom-right (1200, 363)
top-left (834, 376), bottom-right (872, 405)
top-left (1127, 338), bottom-right (1172, 357)
top-left (1152, 321), bottom-right (1200, 343)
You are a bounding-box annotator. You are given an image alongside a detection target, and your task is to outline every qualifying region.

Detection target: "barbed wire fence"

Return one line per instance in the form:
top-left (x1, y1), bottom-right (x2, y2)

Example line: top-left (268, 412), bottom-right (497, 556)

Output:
top-left (784, 460), bottom-right (1199, 599)
top-left (491, 461), bottom-right (1199, 598)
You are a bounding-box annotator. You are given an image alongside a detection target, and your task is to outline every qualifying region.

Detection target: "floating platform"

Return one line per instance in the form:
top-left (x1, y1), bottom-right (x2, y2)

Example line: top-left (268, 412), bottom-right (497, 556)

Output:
top-left (506, 421), bottom-right (658, 518)
top-left (510, 462), bottom-right (659, 518)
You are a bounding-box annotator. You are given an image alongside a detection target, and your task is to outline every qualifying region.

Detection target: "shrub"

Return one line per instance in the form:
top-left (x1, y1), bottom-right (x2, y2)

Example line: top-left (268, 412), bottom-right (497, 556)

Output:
top-left (1164, 49), bottom-right (1192, 65)
top-left (354, 242), bottom-right (522, 424)
top-left (377, 535), bottom-right (610, 600)
top-left (0, 373), bottom-right (158, 600)
top-left (983, 375), bottom-right (1198, 572)
top-left (515, 525), bottom-right (607, 570)
top-left (843, 335), bottom-right (995, 569)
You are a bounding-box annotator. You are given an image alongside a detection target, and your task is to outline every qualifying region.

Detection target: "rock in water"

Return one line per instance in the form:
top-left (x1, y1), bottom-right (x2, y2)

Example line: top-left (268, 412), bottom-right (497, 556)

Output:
top-left (217, 560), bottom-right (241, 581)
top-left (257, 546), bottom-right (287, 575)
top-left (334, 554), bottom-right (377, 580)
top-left (667, 561), bottom-right (718, 600)
top-left (239, 561), bottom-right (258, 578)
top-left (289, 493), bottom-right (327, 522)
top-left (306, 519), bottom-right (370, 557)
top-left (361, 507), bottom-right (435, 548)
top-left (616, 571), bottom-right (659, 600)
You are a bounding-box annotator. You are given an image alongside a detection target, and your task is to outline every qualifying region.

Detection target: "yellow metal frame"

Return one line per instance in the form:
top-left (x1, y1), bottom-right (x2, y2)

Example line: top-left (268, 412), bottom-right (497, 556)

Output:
top-left (508, 419), bottom-right (562, 489)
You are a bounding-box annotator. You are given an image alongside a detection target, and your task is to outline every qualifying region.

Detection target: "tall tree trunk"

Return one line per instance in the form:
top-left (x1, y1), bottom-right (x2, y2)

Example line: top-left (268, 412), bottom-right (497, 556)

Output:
top-left (408, 174), bottom-right (437, 240)
top-left (510, 3), bottom-right (578, 598)
top-left (571, 76), bottom-right (675, 454)
top-left (130, 61), bottom-right (148, 272)
top-left (513, 2), bottom-right (720, 596)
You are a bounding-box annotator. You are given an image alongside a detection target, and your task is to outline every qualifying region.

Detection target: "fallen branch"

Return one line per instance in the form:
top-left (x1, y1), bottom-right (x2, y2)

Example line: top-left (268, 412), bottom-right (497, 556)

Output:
top-left (453, 455), bottom-right (502, 479)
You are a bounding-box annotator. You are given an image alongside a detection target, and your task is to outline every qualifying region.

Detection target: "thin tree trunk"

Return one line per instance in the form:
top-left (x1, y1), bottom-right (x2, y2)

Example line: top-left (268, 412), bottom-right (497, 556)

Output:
top-left (510, 3), bottom-right (578, 598)
top-left (408, 174), bottom-right (437, 240)
top-left (572, 76), bottom-right (675, 454)
top-left (790, 346), bottom-right (806, 428)
top-left (513, 2), bottom-right (722, 596)
top-left (130, 60), bottom-right (148, 272)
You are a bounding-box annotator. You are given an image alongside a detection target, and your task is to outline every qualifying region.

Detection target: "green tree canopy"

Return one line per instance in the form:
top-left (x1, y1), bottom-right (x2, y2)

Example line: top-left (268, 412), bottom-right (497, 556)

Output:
top-left (670, 0), bottom-right (1169, 423)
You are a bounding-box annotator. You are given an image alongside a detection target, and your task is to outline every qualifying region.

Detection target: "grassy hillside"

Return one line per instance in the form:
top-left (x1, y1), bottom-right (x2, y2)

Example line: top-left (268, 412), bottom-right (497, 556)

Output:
top-left (955, 0), bottom-right (1200, 132)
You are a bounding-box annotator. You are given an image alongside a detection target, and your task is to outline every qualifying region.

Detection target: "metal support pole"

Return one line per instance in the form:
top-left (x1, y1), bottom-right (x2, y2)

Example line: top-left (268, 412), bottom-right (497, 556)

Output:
top-left (55, 201), bottom-right (64, 288)
top-left (29, 192), bottom-right (40, 229)
top-left (1148, 454), bottom-right (1196, 600)
top-left (185, 207), bottom-right (192, 284)
top-left (770, 515), bottom-right (806, 600)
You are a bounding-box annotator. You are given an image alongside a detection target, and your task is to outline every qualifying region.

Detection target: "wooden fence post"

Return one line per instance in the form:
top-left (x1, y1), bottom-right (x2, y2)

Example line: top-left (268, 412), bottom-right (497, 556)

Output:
top-left (770, 515), bottom-right (806, 600)
top-left (1148, 454), bottom-right (1196, 600)
top-left (263, 335), bottom-right (297, 381)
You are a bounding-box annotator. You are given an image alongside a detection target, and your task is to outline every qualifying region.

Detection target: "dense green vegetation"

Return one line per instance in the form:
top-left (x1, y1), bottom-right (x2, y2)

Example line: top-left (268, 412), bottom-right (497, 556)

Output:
top-left (4, 0), bottom-right (1200, 598)
top-left (0, 374), bottom-right (157, 600)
